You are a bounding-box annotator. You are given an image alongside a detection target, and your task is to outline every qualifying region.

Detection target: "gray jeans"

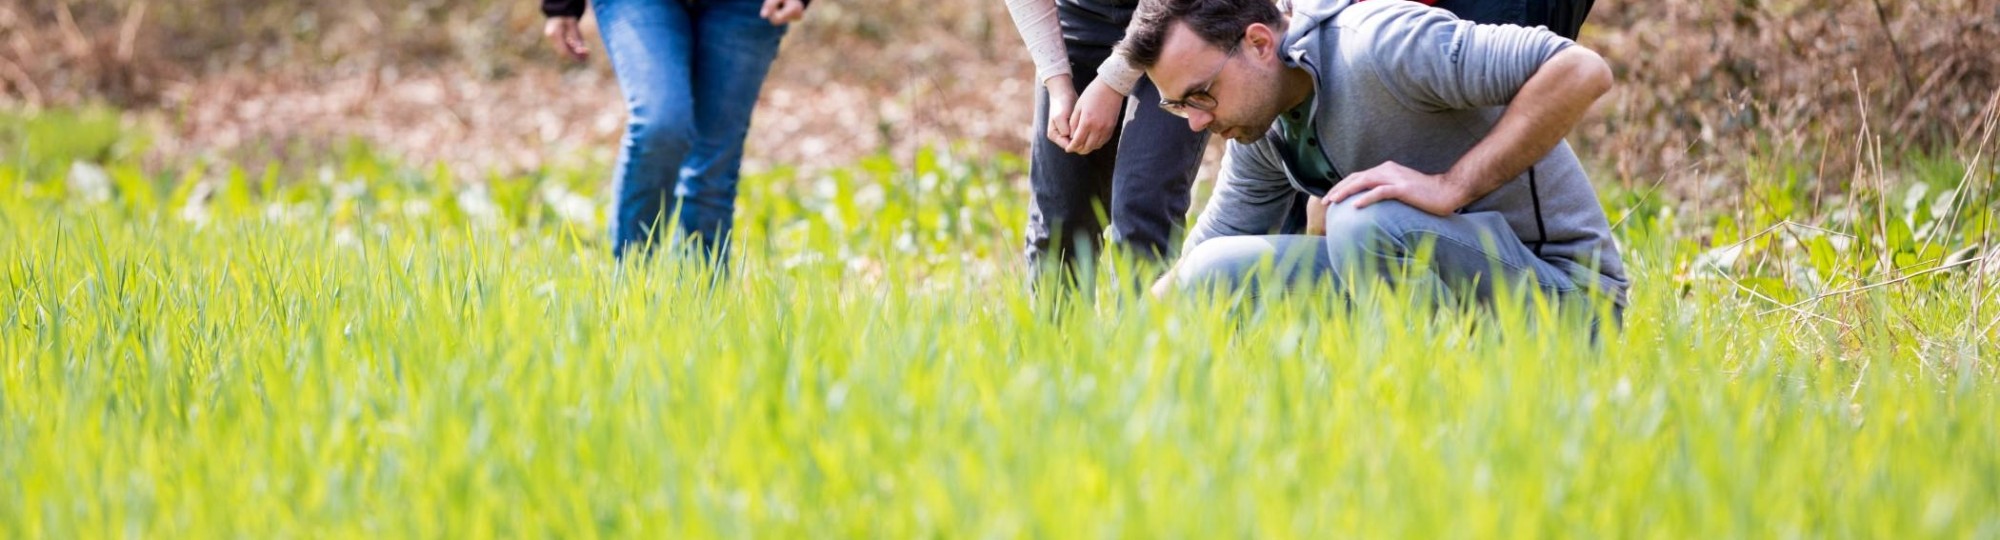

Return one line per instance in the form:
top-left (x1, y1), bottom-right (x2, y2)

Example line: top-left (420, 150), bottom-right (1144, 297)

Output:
top-left (1175, 199), bottom-right (1613, 308)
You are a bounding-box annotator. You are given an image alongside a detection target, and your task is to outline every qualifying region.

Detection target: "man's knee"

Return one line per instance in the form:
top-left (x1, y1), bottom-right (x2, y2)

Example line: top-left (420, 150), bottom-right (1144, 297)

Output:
top-left (1174, 237), bottom-right (1278, 290)
top-left (1321, 200), bottom-right (1429, 241)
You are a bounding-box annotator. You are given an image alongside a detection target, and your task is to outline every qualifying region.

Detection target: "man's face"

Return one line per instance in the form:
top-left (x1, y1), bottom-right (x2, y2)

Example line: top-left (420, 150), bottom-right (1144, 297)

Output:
top-left (1149, 22), bottom-right (1286, 143)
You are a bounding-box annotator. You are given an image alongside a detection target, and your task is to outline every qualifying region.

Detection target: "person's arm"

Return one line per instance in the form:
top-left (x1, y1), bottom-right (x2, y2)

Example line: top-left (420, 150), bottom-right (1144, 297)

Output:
top-left (542, 0), bottom-right (585, 18)
top-left (1060, 54), bottom-right (1143, 154)
top-left (1327, 7), bottom-right (1611, 215)
top-left (541, 1), bottom-right (590, 61)
top-left (1094, 53), bottom-right (1143, 97)
top-left (759, 0), bottom-right (810, 25)
top-left (1004, 0), bottom-right (1071, 87)
top-left (1005, 0), bottom-right (1082, 148)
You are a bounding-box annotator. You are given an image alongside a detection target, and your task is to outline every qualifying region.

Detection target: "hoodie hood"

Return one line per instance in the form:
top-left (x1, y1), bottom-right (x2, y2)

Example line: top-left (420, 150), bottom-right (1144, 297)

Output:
top-left (1280, 0), bottom-right (1357, 65)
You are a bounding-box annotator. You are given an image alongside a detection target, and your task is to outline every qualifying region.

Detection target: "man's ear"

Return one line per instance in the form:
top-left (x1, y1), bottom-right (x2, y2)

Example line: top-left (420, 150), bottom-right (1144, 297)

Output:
top-left (1243, 23), bottom-right (1279, 61)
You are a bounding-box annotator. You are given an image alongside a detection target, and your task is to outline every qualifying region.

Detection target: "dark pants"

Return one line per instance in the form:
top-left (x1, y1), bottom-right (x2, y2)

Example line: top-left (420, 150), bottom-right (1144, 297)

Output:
top-left (1433, 0), bottom-right (1594, 39)
top-left (1026, 45), bottom-right (1210, 286)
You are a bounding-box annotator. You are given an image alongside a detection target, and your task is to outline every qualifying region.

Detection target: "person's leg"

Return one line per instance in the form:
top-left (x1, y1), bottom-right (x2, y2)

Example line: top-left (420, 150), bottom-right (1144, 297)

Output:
top-left (1174, 200), bottom-right (1584, 303)
top-left (1107, 75), bottom-right (1208, 266)
top-left (1173, 234), bottom-right (1334, 293)
top-left (1318, 199), bottom-right (1580, 303)
top-left (679, 0), bottom-right (790, 266)
top-left (1024, 46), bottom-right (1120, 287)
top-left (595, 0), bottom-right (696, 260)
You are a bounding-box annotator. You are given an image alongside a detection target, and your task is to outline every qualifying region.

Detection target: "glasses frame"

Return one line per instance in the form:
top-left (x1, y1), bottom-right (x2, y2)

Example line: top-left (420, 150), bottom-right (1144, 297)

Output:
top-left (1158, 40), bottom-right (1243, 119)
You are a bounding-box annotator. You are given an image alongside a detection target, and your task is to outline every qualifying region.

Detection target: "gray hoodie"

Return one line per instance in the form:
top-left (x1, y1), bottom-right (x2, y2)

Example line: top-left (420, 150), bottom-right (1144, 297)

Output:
top-left (1182, 0), bottom-right (1629, 301)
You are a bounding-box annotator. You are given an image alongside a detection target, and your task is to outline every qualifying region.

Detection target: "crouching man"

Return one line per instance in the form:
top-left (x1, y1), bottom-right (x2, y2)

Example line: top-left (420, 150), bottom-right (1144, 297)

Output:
top-left (1130, 0), bottom-right (1629, 314)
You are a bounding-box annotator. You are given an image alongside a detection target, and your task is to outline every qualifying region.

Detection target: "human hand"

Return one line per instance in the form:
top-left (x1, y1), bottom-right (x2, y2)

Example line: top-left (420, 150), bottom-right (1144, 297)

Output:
top-left (1325, 161), bottom-right (1471, 217)
top-left (1303, 195), bottom-right (1330, 235)
top-left (760, 0), bottom-right (807, 25)
top-left (1064, 78), bottom-right (1124, 154)
top-left (1148, 261), bottom-right (1182, 298)
top-left (543, 17), bottom-right (589, 61)
top-left (1044, 74), bottom-right (1079, 148)
top-left (1149, 272), bottom-right (1175, 298)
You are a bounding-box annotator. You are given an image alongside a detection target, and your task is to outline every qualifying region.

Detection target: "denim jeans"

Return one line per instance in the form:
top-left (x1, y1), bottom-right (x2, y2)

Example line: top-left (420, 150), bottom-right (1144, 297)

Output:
top-left (596, 0), bottom-right (789, 263)
top-left (1174, 199), bottom-right (1618, 308)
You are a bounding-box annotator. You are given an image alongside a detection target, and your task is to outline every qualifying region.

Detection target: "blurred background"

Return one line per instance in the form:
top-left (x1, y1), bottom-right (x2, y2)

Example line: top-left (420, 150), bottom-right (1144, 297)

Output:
top-left (3, 0), bottom-right (1997, 200)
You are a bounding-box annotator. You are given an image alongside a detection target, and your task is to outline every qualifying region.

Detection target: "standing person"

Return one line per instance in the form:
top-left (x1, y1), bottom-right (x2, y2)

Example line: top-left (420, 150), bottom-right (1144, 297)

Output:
top-left (1127, 0), bottom-right (1629, 311)
top-left (1004, 0), bottom-right (1212, 289)
top-left (541, 0), bottom-right (812, 264)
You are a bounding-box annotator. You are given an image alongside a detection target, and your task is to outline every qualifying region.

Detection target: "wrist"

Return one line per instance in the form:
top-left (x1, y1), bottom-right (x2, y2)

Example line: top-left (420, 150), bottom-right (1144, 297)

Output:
top-left (1439, 169), bottom-right (1481, 209)
top-left (1084, 79), bottom-right (1127, 98)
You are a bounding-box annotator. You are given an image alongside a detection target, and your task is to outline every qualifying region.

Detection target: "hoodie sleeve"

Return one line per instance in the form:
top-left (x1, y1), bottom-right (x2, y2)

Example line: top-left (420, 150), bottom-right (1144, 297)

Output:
top-left (1356, 1), bottom-right (1573, 112)
top-left (1181, 142), bottom-right (1297, 252)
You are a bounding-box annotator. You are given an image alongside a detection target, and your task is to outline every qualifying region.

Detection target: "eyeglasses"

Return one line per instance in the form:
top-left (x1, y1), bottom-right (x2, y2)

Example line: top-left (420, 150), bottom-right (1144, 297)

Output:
top-left (1158, 41), bottom-right (1241, 119)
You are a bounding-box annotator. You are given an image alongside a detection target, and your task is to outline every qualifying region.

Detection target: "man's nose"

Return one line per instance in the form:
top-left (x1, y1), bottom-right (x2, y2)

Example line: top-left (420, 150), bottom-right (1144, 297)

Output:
top-left (1186, 110), bottom-right (1213, 132)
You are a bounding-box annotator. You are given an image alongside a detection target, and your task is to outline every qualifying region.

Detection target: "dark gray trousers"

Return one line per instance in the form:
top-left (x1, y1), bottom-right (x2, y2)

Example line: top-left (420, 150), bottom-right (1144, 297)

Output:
top-left (1025, 45), bottom-right (1210, 286)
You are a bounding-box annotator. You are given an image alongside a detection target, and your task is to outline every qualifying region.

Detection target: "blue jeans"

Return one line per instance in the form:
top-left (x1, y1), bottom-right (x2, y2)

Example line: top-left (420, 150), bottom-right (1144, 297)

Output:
top-left (596, 0), bottom-right (789, 262)
top-left (1175, 200), bottom-right (1617, 308)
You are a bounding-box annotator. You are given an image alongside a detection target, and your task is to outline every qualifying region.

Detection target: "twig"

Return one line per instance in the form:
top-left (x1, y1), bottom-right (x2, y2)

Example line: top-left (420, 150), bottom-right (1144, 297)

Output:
top-left (1868, 0), bottom-right (1919, 102)
top-left (1712, 221), bottom-right (1790, 254)
top-left (1917, 87), bottom-right (1998, 274)
top-left (1976, 215), bottom-right (1993, 352)
top-left (1852, 71), bottom-right (1895, 281)
top-left (1972, 89), bottom-right (2000, 354)
top-left (1708, 220), bottom-right (1853, 257)
top-left (1781, 221), bottom-right (1858, 239)
top-left (53, 0), bottom-right (90, 58)
top-left (1849, 358), bottom-right (1870, 402)
top-left (1760, 254), bottom-right (1985, 317)
top-left (0, 55), bottom-right (42, 104)
top-left (117, 1), bottom-right (148, 63)
top-left (1609, 141), bottom-right (1700, 231)
top-left (1703, 257), bottom-right (1851, 328)
top-left (1890, 57), bottom-right (1960, 137)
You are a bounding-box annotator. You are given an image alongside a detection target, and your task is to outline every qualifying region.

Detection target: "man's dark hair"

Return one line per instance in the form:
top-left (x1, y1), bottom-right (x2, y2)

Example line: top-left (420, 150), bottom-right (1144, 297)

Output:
top-left (1118, 0), bottom-right (1286, 70)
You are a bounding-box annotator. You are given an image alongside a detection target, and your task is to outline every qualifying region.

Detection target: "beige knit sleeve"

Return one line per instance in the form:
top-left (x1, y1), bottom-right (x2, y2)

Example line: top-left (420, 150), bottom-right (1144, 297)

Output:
top-left (1094, 51), bottom-right (1143, 96)
top-left (1004, 0), bottom-right (1071, 85)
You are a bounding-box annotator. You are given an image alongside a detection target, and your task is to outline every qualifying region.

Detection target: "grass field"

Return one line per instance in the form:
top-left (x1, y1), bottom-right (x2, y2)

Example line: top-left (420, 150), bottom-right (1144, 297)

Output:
top-left (3, 108), bottom-right (1998, 537)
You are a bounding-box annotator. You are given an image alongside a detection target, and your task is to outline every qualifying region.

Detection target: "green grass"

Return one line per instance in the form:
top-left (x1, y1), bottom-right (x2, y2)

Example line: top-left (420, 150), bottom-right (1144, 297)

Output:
top-left (2, 109), bottom-right (1998, 538)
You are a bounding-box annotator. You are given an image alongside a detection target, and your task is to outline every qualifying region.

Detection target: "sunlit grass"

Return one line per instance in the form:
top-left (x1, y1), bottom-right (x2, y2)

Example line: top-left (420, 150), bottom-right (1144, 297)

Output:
top-left (2, 109), bottom-right (1997, 537)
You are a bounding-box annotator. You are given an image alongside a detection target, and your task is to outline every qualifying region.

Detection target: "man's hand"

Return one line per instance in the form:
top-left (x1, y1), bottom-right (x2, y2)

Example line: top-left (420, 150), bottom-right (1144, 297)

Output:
top-left (1064, 79), bottom-right (1124, 154)
top-left (1149, 267), bottom-right (1178, 297)
top-left (543, 17), bottom-right (589, 61)
top-left (1325, 161), bottom-right (1471, 217)
top-left (1303, 195), bottom-right (1331, 235)
top-left (760, 0), bottom-right (807, 25)
top-left (1044, 74), bottom-right (1079, 148)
